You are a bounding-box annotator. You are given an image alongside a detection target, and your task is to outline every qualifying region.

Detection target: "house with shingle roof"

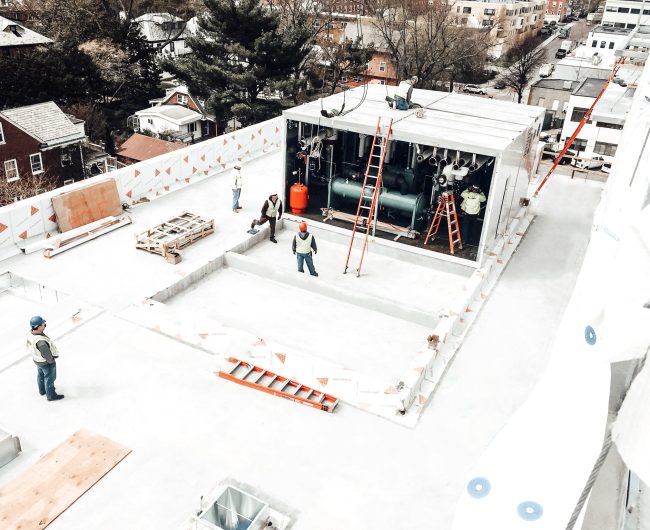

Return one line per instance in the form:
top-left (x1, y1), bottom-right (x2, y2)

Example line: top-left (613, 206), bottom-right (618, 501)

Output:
top-left (127, 86), bottom-right (216, 143)
top-left (134, 12), bottom-right (192, 57)
top-left (0, 101), bottom-right (87, 191)
top-left (0, 15), bottom-right (51, 56)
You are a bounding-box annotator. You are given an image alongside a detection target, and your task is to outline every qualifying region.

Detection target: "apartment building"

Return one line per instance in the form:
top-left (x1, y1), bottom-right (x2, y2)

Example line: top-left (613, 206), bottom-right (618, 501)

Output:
top-left (602, 0), bottom-right (650, 28)
top-left (545, 0), bottom-right (567, 22)
top-left (453, 0), bottom-right (546, 58)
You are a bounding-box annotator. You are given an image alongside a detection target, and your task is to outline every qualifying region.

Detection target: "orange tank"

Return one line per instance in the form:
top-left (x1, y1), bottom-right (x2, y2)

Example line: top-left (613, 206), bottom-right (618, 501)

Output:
top-left (289, 183), bottom-right (309, 214)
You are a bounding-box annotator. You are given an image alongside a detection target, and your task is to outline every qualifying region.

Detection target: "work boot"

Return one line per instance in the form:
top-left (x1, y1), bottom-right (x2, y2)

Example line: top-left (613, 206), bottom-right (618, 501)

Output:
top-left (270, 237), bottom-right (278, 243)
top-left (311, 272), bottom-right (319, 277)
top-left (48, 394), bottom-right (64, 401)
top-left (236, 206), bottom-right (243, 210)
top-left (233, 208), bottom-right (239, 213)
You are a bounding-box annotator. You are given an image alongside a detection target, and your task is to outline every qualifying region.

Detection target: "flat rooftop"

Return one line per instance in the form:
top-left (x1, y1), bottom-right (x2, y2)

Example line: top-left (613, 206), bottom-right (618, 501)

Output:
top-left (285, 84), bottom-right (544, 155)
top-left (0, 146), bottom-right (605, 529)
top-left (574, 77), bottom-right (608, 97)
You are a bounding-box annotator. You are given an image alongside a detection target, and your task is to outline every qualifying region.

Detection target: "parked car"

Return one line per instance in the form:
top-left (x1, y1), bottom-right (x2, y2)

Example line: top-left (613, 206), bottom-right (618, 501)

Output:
top-left (571, 154), bottom-right (605, 170)
top-left (613, 77), bottom-right (628, 87)
top-left (602, 163), bottom-right (612, 174)
top-left (539, 64), bottom-right (555, 77)
top-left (494, 79), bottom-right (506, 89)
top-left (541, 27), bottom-right (552, 36)
top-left (463, 84), bottom-right (487, 95)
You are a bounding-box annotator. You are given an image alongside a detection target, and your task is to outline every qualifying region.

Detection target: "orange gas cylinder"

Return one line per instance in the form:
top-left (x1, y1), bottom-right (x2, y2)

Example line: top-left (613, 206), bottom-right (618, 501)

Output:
top-left (289, 183), bottom-right (309, 214)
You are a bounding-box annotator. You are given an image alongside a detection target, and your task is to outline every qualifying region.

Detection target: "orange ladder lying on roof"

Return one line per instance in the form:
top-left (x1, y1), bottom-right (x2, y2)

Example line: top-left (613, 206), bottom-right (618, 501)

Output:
top-left (217, 358), bottom-right (339, 413)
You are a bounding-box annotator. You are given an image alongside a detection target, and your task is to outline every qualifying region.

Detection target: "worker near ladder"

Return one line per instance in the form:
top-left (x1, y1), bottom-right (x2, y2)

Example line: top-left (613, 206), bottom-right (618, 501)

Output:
top-left (232, 165), bottom-right (242, 213)
top-left (393, 76), bottom-right (418, 110)
top-left (460, 184), bottom-right (486, 246)
top-left (292, 222), bottom-right (318, 277)
top-left (249, 192), bottom-right (283, 243)
top-left (26, 316), bottom-right (64, 401)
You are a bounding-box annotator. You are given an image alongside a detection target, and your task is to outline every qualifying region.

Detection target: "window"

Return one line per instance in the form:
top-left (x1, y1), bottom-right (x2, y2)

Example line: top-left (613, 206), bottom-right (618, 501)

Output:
top-left (169, 41), bottom-right (175, 52)
top-left (63, 179), bottom-right (74, 186)
top-left (0, 122), bottom-right (4, 144)
top-left (618, 7), bottom-right (629, 13)
top-left (644, 9), bottom-right (650, 15)
top-left (609, 42), bottom-right (615, 49)
top-left (600, 41), bottom-right (606, 48)
top-left (4, 159), bottom-right (19, 182)
top-left (631, 8), bottom-right (640, 13)
top-left (177, 94), bottom-right (188, 105)
top-left (29, 153), bottom-right (43, 174)
top-left (596, 121), bottom-right (623, 130)
top-left (615, 22), bottom-right (626, 28)
top-left (188, 121), bottom-right (197, 133)
top-left (379, 61), bottom-right (386, 72)
top-left (552, 99), bottom-right (560, 110)
top-left (484, 8), bottom-right (495, 15)
top-left (147, 118), bottom-right (153, 124)
top-left (482, 19), bottom-right (493, 26)
top-left (594, 141), bottom-right (618, 156)
top-left (571, 107), bottom-right (590, 122)
top-left (591, 40), bottom-right (597, 47)
top-left (606, 6), bottom-right (617, 11)
top-left (538, 97), bottom-right (546, 106)
top-left (573, 138), bottom-right (587, 152)
top-left (463, 7), bottom-right (471, 14)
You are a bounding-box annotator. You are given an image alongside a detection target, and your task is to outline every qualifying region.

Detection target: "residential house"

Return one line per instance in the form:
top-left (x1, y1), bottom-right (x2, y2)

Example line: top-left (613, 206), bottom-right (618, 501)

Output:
top-left (453, 0), bottom-right (546, 58)
top-left (127, 86), bottom-right (216, 143)
top-left (545, 0), bottom-right (567, 22)
top-left (528, 78), bottom-right (579, 129)
top-left (343, 16), bottom-right (399, 85)
top-left (135, 12), bottom-right (192, 57)
top-left (0, 102), bottom-right (87, 193)
top-left (559, 77), bottom-right (633, 161)
top-left (0, 14), bottom-right (51, 56)
top-left (116, 133), bottom-right (184, 165)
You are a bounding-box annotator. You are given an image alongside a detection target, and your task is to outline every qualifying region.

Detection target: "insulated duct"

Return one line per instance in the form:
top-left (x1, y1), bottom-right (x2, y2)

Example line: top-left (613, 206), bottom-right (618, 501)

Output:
top-left (358, 134), bottom-right (368, 158)
top-left (417, 148), bottom-right (434, 163)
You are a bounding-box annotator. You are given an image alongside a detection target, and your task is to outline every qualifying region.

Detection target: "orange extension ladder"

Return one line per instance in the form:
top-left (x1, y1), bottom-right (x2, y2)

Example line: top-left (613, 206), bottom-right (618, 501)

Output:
top-left (343, 116), bottom-right (393, 277)
top-left (218, 358), bottom-right (339, 413)
top-left (424, 191), bottom-right (463, 254)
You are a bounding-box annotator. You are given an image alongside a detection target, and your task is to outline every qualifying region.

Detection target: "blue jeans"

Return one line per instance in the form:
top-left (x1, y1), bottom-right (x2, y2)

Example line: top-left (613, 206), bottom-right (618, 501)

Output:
top-left (297, 253), bottom-right (317, 275)
top-left (232, 188), bottom-right (241, 209)
top-left (37, 363), bottom-right (57, 399)
top-left (394, 96), bottom-right (409, 110)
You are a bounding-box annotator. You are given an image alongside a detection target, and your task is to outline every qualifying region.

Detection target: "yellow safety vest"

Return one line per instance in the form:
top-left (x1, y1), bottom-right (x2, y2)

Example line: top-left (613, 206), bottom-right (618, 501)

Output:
top-left (295, 234), bottom-right (314, 254)
top-left (265, 199), bottom-right (281, 218)
top-left (26, 332), bottom-right (59, 363)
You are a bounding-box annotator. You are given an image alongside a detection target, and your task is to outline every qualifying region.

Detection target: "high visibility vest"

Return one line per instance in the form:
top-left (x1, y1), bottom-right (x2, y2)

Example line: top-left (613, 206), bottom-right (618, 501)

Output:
top-left (26, 332), bottom-right (59, 363)
top-left (394, 80), bottom-right (412, 100)
top-left (232, 169), bottom-right (242, 189)
top-left (265, 199), bottom-right (281, 218)
top-left (295, 233), bottom-right (313, 254)
top-left (460, 190), bottom-right (486, 215)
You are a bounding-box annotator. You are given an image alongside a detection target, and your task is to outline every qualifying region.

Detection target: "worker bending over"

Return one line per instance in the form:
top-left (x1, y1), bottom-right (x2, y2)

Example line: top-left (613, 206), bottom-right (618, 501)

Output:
top-left (249, 192), bottom-right (283, 243)
top-left (292, 222), bottom-right (318, 277)
top-left (460, 184), bottom-right (486, 246)
top-left (391, 76), bottom-right (418, 110)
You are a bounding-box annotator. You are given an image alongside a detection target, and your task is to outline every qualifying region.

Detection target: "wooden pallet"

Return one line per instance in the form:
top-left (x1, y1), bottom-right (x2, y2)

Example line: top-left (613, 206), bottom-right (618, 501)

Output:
top-left (135, 212), bottom-right (214, 260)
top-left (0, 429), bottom-right (131, 529)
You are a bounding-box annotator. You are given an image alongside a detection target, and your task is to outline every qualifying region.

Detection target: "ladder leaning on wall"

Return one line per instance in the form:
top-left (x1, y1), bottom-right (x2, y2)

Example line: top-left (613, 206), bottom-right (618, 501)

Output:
top-left (343, 116), bottom-right (393, 277)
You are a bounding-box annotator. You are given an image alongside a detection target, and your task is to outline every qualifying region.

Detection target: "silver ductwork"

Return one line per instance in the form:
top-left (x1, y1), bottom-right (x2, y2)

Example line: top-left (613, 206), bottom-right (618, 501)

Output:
top-left (416, 148), bottom-right (434, 163)
top-left (358, 134), bottom-right (368, 158)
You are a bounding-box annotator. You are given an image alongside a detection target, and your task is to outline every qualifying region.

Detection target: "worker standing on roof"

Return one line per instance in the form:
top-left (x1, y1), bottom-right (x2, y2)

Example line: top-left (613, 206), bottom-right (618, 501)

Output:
top-left (26, 316), bottom-right (64, 401)
top-left (393, 76), bottom-right (418, 110)
top-left (232, 165), bottom-right (242, 213)
top-left (292, 222), bottom-right (318, 277)
top-left (249, 192), bottom-right (283, 243)
top-left (460, 184), bottom-right (486, 246)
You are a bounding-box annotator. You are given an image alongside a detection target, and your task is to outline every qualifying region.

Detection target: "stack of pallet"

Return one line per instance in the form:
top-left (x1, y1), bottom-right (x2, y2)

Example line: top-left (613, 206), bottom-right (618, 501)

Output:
top-left (135, 212), bottom-right (214, 263)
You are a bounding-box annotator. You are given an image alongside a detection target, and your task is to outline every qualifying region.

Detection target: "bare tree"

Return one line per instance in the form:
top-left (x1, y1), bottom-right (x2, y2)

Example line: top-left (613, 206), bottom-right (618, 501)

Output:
top-left (500, 36), bottom-right (547, 103)
top-left (0, 171), bottom-right (58, 207)
top-left (369, 0), bottom-right (495, 88)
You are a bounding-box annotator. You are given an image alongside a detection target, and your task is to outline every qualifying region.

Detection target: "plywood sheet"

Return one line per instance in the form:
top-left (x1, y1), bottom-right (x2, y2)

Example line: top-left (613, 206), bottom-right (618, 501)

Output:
top-left (52, 180), bottom-right (123, 232)
top-left (0, 429), bottom-right (131, 529)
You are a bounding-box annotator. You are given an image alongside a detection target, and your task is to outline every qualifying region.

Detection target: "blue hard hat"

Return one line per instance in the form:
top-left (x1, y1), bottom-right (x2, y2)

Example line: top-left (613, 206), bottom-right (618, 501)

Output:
top-left (30, 316), bottom-right (46, 329)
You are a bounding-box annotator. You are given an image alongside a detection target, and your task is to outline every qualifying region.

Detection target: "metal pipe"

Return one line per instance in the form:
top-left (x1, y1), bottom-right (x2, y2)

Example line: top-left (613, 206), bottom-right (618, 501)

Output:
top-left (411, 147), bottom-right (418, 168)
top-left (417, 148), bottom-right (434, 163)
top-left (358, 134), bottom-right (367, 158)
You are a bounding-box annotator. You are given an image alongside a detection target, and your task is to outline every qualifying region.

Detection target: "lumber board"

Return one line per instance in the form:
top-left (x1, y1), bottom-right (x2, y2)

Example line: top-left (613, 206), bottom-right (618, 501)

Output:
top-left (52, 180), bottom-right (123, 232)
top-left (0, 429), bottom-right (131, 529)
top-left (43, 216), bottom-right (132, 258)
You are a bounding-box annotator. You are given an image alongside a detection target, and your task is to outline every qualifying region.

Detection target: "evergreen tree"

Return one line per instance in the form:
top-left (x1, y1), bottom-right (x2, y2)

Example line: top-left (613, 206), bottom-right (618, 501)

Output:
top-left (163, 0), bottom-right (311, 125)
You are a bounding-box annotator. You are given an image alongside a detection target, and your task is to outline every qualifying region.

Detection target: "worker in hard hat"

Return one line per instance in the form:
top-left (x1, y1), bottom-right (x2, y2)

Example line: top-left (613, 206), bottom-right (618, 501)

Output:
top-left (460, 184), bottom-right (486, 246)
top-left (292, 222), bottom-right (318, 277)
top-left (26, 316), bottom-right (64, 401)
top-left (249, 192), bottom-right (283, 243)
top-left (392, 76), bottom-right (418, 110)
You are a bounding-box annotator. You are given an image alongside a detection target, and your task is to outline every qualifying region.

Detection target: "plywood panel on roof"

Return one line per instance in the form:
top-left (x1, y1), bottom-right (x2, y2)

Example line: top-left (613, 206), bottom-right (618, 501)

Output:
top-left (0, 429), bottom-right (131, 529)
top-left (52, 179), bottom-right (123, 232)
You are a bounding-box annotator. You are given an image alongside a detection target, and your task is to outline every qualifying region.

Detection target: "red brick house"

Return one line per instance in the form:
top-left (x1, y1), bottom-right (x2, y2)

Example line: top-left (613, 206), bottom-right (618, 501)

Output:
top-left (0, 101), bottom-right (87, 191)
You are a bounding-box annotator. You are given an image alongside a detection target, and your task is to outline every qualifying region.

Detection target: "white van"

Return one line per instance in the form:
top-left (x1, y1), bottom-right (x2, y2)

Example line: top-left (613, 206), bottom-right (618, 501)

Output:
top-left (539, 64), bottom-right (555, 78)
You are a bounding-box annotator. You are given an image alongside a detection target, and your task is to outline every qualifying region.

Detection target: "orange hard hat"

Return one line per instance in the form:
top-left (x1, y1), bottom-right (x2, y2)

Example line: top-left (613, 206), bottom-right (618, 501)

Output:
top-left (299, 222), bottom-right (307, 232)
